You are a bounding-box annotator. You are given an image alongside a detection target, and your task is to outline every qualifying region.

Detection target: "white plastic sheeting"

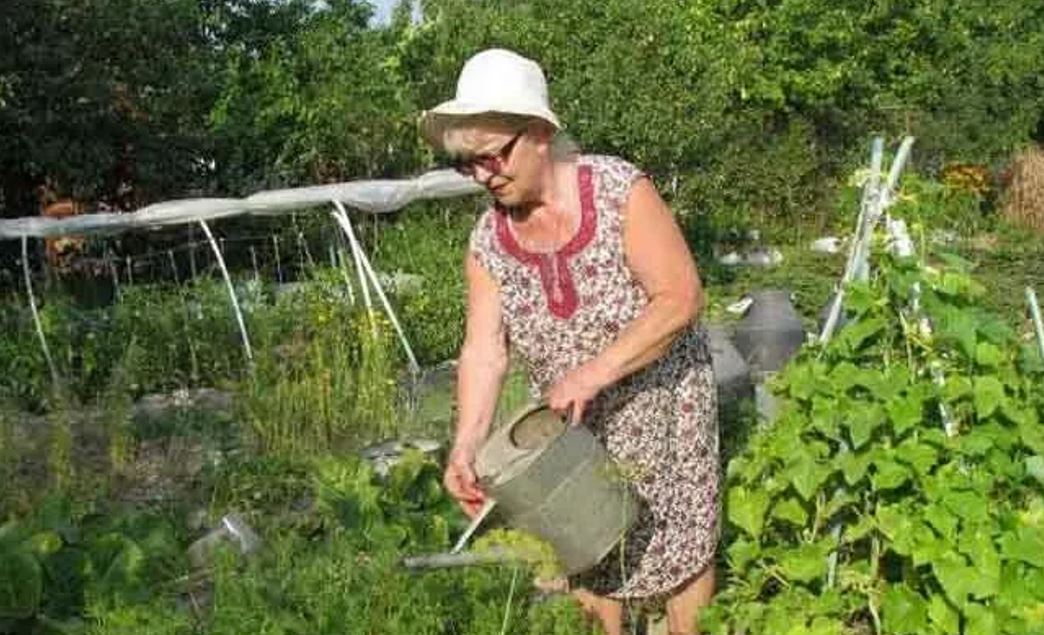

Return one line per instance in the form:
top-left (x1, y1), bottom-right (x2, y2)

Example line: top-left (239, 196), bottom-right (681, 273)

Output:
top-left (0, 169), bottom-right (482, 239)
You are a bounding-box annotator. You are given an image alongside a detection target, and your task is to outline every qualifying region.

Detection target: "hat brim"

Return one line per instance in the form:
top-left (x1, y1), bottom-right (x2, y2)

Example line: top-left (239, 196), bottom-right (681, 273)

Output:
top-left (419, 100), bottom-right (562, 151)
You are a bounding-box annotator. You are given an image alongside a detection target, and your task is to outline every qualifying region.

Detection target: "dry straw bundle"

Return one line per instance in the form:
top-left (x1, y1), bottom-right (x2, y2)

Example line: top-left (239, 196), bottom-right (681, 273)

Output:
top-left (1002, 146), bottom-right (1044, 233)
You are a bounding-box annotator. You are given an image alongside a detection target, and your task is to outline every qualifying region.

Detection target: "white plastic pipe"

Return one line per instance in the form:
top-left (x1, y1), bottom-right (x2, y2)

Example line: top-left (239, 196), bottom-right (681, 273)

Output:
top-left (331, 202), bottom-right (420, 376)
top-left (820, 139), bottom-right (885, 344)
top-left (21, 236), bottom-right (59, 385)
top-left (1027, 287), bottom-right (1044, 359)
top-left (199, 220), bottom-right (253, 363)
top-left (332, 209), bottom-right (377, 335)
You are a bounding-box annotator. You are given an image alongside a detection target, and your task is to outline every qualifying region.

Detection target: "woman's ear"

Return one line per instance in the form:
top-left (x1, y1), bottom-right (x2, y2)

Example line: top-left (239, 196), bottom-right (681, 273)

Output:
top-left (526, 119), bottom-right (557, 143)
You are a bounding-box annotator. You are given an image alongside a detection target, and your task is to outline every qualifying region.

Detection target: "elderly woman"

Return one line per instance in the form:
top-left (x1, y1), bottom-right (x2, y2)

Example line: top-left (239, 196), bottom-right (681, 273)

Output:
top-left (421, 49), bottom-right (719, 635)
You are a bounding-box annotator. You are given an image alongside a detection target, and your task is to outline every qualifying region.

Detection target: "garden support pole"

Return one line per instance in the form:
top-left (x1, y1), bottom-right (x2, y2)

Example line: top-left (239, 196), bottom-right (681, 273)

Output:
top-left (331, 208), bottom-right (377, 335)
top-left (272, 235), bottom-right (283, 284)
top-left (198, 220), bottom-right (253, 363)
top-left (21, 236), bottom-right (59, 386)
top-left (820, 138), bottom-right (884, 344)
top-left (107, 250), bottom-right (121, 301)
top-left (1027, 287), bottom-right (1044, 359)
top-left (331, 202), bottom-right (420, 376)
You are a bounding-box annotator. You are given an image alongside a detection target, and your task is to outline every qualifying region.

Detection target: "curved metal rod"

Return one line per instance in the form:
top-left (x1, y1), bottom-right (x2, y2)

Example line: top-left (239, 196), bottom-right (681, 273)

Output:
top-left (331, 202), bottom-right (420, 375)
top-left (198, 220), bottom-right (253, 363)
top-left (21, 236), bottom-right (59, 385)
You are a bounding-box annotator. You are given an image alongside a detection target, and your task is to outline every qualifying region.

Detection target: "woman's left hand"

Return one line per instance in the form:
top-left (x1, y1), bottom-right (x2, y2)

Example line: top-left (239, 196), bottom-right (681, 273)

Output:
top-left (547, 362), bottom-right (610, 425)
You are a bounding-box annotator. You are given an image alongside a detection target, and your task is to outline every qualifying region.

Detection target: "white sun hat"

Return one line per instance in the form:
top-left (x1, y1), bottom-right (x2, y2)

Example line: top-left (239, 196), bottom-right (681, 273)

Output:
top-left (420, 48), bottom-right (562, 149)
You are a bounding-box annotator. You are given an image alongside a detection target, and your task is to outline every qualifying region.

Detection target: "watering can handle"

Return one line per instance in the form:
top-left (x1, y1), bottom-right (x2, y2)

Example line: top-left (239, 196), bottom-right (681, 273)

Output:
top-left (450, 498), bottom-right (497, 554)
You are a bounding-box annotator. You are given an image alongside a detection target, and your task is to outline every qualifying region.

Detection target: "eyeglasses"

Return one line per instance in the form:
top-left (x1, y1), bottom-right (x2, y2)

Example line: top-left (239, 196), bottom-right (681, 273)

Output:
top-left (451, 132), bottom-right (524, 177)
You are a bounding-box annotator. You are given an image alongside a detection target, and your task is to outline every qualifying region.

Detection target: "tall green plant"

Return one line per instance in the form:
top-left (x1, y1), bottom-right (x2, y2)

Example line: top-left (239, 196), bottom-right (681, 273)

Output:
top-left (704, 248), bottom-right (1044, 633)
top-left (242, 274), bottom-right (402, 455)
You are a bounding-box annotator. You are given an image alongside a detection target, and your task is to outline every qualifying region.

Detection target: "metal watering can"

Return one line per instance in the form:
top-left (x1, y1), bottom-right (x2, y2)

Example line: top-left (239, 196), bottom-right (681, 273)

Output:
top-left (471, 403), bottom-right (638, 576)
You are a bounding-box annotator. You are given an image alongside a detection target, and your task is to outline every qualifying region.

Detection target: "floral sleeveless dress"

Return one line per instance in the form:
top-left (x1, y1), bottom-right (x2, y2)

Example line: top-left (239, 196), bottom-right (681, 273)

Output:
top-left (468, 154), bottom-right (720, 599)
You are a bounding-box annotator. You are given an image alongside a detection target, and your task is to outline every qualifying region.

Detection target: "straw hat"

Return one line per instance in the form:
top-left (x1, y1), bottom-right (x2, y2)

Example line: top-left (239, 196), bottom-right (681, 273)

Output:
top-left (420, 48), bottom-right (561, 149)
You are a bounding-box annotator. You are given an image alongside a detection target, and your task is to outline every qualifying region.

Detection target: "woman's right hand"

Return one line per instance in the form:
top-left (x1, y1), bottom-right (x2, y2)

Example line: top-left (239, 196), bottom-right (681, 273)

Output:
top-left (444, 446), bottom-right (487, 518)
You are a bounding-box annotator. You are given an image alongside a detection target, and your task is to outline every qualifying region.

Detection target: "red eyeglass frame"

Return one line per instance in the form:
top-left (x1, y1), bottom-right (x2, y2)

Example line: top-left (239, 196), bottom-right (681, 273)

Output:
top-left (452, 132), bottom-right (524, 177)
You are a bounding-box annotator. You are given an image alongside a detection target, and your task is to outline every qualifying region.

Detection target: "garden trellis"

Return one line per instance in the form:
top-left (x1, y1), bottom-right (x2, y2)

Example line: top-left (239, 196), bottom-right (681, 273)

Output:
top-left (1, 170), bottom-right (484, 383)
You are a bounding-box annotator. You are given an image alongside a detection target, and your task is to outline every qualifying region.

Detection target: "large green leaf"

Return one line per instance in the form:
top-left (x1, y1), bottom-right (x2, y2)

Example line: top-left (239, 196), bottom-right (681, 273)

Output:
top-left (727, 487), bottom-right (770, 539)
top-left (894, 439), bottom-right (938, 475)
top-left (771, 497), bottom-right (808, 527)
top-left (975, 342), bottom-right (1005, 368)
top-left (726, 537), bottom-right (761, 571)
top-left (998, 526), bottom-right (1044, 567)
top-left (881, 584), bottom-right (928, 634)
top-left (886, 392), bottom-right (924, 435)
top-left (846, 404), bottom-right (884, 449)
top-left (786, 460), bottom-right (832, 502)
top-left (871, 457), bottom-right (910, 491)
top-left (837, 450), bottom-right (872, 486)
top-left (1026, 455), bottom-right (1044, 486)
top-left (957, 528), bottom-right (1001, 598)
top-left (963, 602), bottom-right (998, 635)
top-left (933, 553), bottom-right (977, 607)
top-left (927, 593), bottom-right (959, 634)
top-left (0, 548), bottom-right (42, 619)
top-left (972, 376), bottom-right (1005, 419)
top-left (776, 541), bottom-right (831, 583)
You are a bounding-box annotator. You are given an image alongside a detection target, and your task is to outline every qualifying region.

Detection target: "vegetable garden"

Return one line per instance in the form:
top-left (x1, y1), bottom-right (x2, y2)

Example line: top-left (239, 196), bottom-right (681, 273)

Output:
top-left (2, 2), bottom-right (1043, 634)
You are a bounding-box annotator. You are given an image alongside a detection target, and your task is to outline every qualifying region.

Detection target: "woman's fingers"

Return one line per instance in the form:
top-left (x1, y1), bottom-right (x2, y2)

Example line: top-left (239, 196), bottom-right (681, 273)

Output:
top-left (444, 457), bottom-right (486, 516)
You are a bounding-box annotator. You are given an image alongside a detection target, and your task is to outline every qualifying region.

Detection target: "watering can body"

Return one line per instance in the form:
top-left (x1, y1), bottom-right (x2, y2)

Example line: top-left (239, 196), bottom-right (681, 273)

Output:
top-left (475, 404), bottom-right (638, 575)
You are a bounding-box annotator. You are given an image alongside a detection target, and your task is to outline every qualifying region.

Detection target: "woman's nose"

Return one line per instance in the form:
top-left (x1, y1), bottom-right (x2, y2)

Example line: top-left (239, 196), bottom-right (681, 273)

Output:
top-left (471, 165), bottom-right (496, 184)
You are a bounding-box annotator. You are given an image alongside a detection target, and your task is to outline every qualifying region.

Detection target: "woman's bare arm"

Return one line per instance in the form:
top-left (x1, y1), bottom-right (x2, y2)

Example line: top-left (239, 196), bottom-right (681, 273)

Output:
top-left (453, 252), bottom-right (510, 454)
top-left (593, 177), bottom-right (703, 381)
top-left (548, 177), bottom-right (702, 421)
top-left (445, 252), bottom-right (508, 515)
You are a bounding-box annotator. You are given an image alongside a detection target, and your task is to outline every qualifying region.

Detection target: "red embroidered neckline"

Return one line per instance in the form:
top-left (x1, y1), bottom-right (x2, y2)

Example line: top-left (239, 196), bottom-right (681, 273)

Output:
top-left (495, 164), bottom-right (596, 319)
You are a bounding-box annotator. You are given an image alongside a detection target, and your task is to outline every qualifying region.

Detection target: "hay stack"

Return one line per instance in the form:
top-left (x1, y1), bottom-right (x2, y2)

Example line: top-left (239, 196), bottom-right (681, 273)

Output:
top-left (1002, 146), bottom-right (1044, 233)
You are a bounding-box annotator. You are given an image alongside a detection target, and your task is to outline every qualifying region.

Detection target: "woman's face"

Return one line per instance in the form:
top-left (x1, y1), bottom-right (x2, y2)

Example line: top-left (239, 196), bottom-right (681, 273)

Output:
top-left (450, 121), bottom-right (551, 207)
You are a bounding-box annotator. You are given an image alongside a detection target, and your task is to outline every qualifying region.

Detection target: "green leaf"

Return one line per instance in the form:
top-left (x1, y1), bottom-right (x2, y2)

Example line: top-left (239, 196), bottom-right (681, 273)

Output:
top-left (975, 342), bottom-right (1004, 367)
top-left (1026, 456), bottom-right (1044, 486)
top-left (0, 549), bottom-right (42, 619)
top-left (972, 376), bottom-right (1005, 419)
top-left (957, 528), bottom-right (1000, 598)
top-left (923, 504), bottom-right (958, 542)
top-left (886, 393), bottom-right (924, 435)
top-left (847, 405), bottom-right (884, 449)
top-left (894, 439), bottom-right (938, 475)
top-left (771, 497), bottom-right (808, 527)
top-left (963, 602), bottom-right (998, 635)
top-left (941, 490), bottom-right (991, 525)
top-left (881, 584), bottom-right (928, 634)
top-left (876, 504), bottom-right (910, 541)
top-left (936, 307), bottom-right (978, 359)
top-left (942, 375), bottom-right (972, 403)
top-left (998, 526), bottom-right (1044, 567)
top-left (837, 451), bottom-right (872, 486)
top-left (836, 316), bottom-right (887, 352)
top-left (776, 540), bottom-right (831, 583)
top-left (844, 514), bottom-right (875, 544)
top-left (827, 362), bottom-right (860, 392)
top-left (787, 460), bottom-right (833, 501)
top-left (810, 396), bottom-right (840, 437)
top-left (933, 552), bottom-right (976, 606)
top-left (927, 593), bottom-right (959, 634)
top-left (726, 537), bottom-right (761, 571)
top-left (871, 458), bottom-right (910, 491)
top-left (728, 486), bottom-right (770, 539)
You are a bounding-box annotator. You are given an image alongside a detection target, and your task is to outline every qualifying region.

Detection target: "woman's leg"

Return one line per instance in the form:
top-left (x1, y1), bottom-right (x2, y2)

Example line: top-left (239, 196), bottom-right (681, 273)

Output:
top-left (572, 587), bottom-right (624, 635)
top-left (665, 565), bottom-right (715, 634)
